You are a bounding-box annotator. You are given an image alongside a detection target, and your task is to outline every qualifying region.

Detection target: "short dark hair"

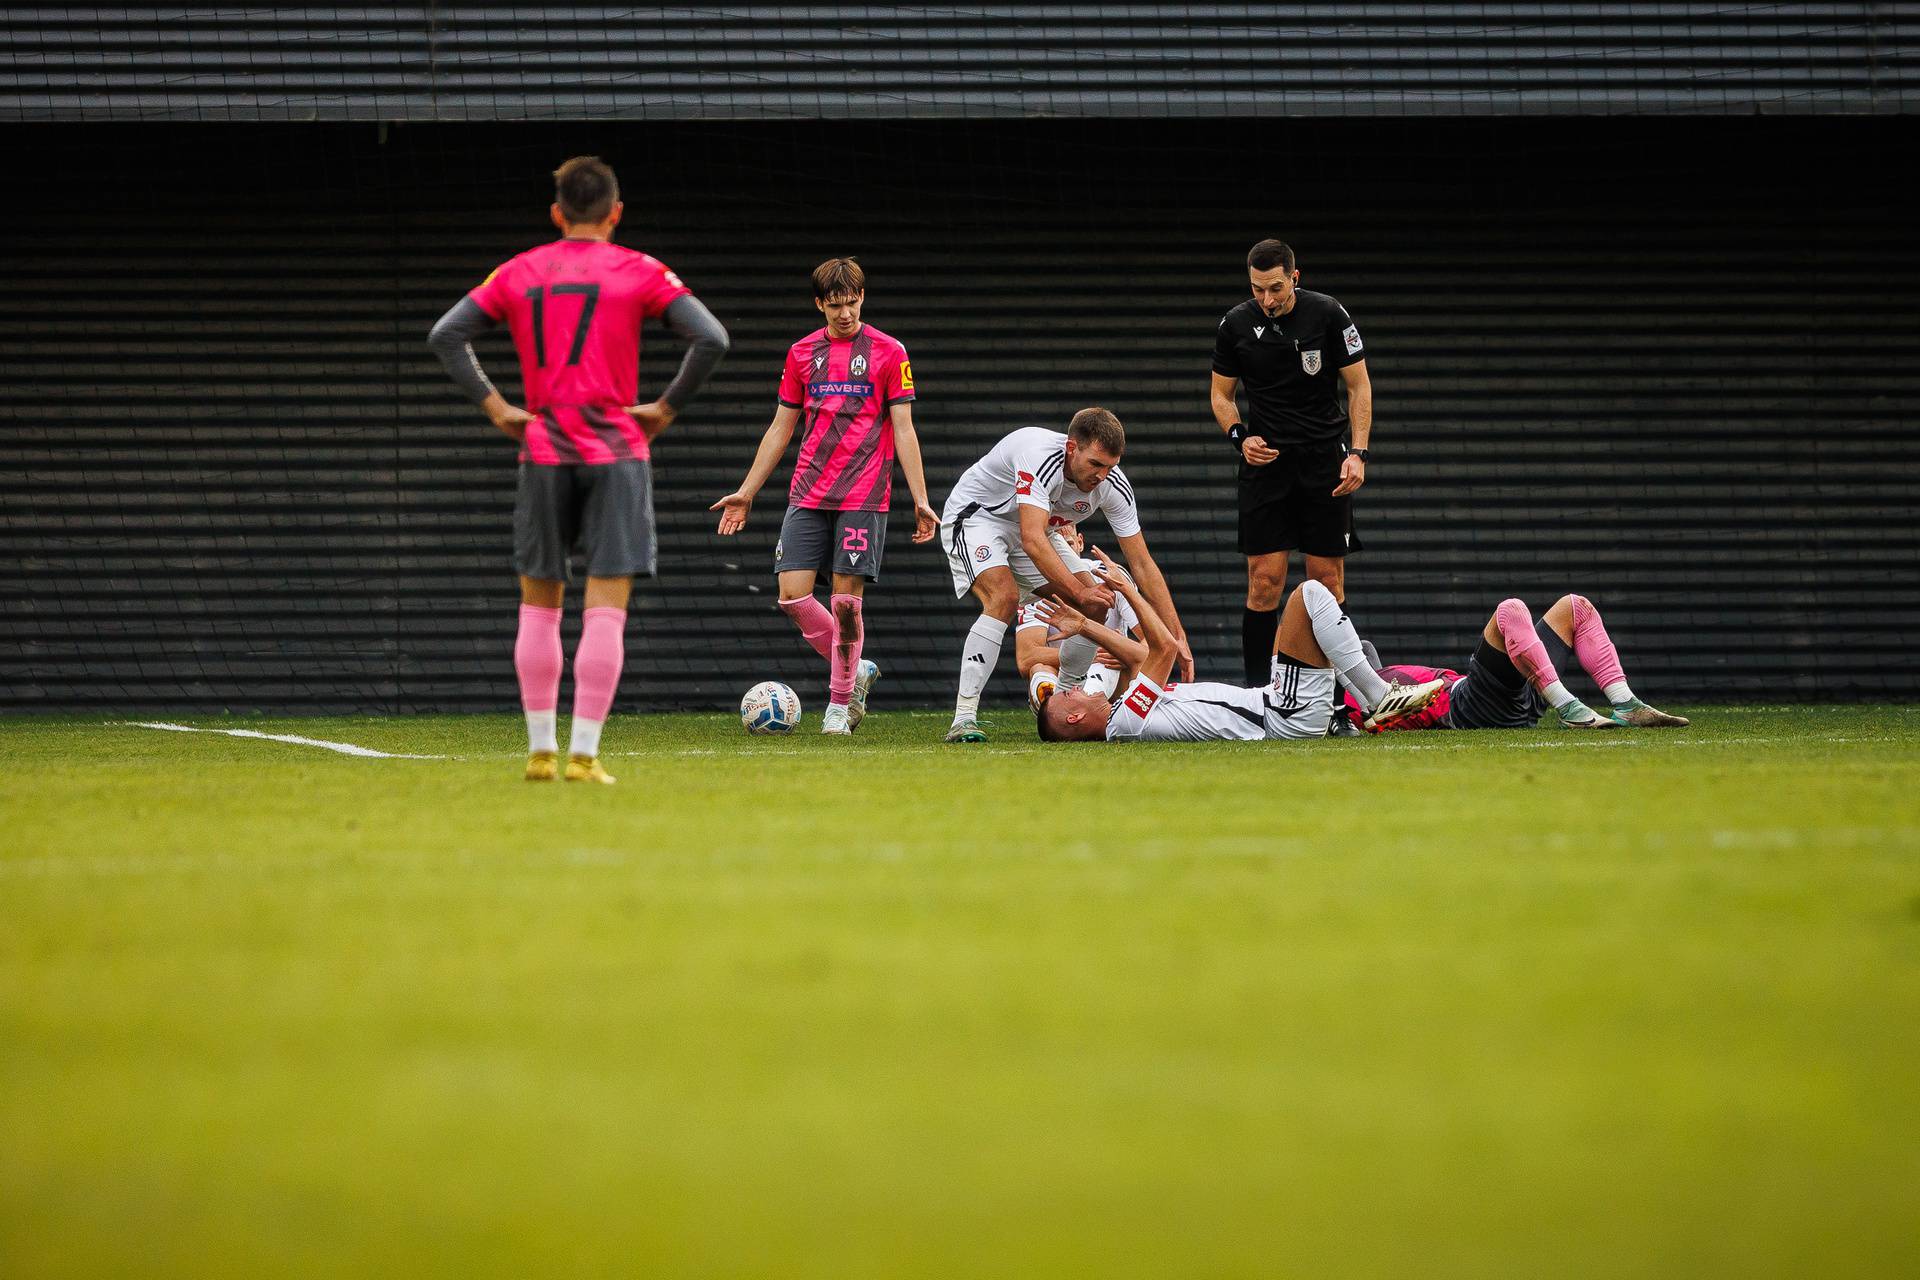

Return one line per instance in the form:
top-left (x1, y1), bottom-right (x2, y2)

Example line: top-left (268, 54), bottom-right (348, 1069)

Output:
top-left (1247, 239), bottom-right (1296, 273)
top-left (554, 156), bottom-right (619, 224)
top-left (1067, 407), bottom-right (1125, 457)
top-left (812, 257), bottom-right (865, 301)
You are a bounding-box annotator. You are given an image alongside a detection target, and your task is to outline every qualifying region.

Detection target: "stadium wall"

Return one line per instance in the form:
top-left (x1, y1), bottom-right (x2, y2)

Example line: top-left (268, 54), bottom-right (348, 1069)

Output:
top-left (2, 4), bottom-right (1914, 121)
top-left (1, 117), bottom-right (1915, 712)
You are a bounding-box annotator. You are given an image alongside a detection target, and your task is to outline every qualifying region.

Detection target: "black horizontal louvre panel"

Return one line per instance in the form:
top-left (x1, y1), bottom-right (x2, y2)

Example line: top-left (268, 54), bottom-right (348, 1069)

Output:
top-left (1, 119), bottom-right (1916, 712)
top-left (3, 5), bottom-right (1915, 121)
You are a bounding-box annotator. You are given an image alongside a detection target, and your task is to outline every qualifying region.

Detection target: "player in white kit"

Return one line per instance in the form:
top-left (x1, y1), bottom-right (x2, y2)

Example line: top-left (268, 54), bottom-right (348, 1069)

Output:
top-left (1034, 555), bottom-right (1444, 743)
top-left (940, 408), bottom-right (1190, 742)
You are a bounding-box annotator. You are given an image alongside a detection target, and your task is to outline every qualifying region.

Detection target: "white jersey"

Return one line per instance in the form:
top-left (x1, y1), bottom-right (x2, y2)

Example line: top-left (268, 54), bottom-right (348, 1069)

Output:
top-left (942, 427), bottom-right (1141, 539)
top-left (1106, 667), bottom-right (1339, 742)
top-left (1014, 592), bottom-right (1138, 640)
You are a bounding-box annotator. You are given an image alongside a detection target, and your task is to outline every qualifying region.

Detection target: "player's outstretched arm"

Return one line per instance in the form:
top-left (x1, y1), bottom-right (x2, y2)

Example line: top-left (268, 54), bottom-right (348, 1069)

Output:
top-left (1069, 560), bottom-right (1176, 686)
top-left (1030, 599), bottom-right (1151, 678)
top-left (1019, 504), bottom-right (1113, 614)
top-left (711, 405), bottom-right (800, 535)
top-left (888, 404), bottom-right (940, 544)
top-left (1112, 532), bottom-right (1193, 682)
top-left (427, 297), bottom-right (530, 440)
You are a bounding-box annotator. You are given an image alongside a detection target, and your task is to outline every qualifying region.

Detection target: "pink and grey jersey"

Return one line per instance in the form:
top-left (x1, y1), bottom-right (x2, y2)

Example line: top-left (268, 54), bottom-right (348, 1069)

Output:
top-left (778, 325), bottom-right (914, 512)
top-left (469, 238), bottom-right (691, 466)
top-left (1341, 663), bottom-right (1460, 731)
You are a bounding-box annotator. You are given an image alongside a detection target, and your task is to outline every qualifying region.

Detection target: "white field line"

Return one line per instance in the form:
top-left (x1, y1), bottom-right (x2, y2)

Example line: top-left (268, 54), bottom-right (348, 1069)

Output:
top-left (122, 721), bottom-right (447, 760)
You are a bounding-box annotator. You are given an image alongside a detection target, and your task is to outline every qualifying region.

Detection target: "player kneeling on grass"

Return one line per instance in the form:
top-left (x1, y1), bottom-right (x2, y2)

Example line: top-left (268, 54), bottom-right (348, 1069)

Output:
top-left (1035, 556), bottom-right (1443, 743)
top-left (1016, 528), bottom-right (1140, 707)
top-left (1342, 593), bottom-right (1688, 732)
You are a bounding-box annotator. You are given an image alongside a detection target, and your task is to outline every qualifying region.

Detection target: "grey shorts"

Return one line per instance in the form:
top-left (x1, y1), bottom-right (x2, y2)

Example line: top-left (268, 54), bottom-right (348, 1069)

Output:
top-left (513, 459), bottom-right (656, 582)
top-left (1444, 618), bottom-right (1573, 730)
top-left (774, 506), bottom-right (887, 579)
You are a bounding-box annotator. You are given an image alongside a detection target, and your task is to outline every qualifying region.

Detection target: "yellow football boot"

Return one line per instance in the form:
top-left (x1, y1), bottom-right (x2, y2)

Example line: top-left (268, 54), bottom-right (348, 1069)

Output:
top-left (564, 754), bottom-right (617, 785)
top-left (524, 750), bottom-right (558, 781)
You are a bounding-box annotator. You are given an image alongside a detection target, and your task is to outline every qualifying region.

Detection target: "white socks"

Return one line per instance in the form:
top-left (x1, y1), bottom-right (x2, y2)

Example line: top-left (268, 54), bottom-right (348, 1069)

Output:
top-left (1540, 681), bottom-right (1576, 709)
top-left (569, 716), bottom-right (604, 758)
top-left (1603, 680), bottom-right (1634, 704)
top-left (1056, 634), bottom-right (1098, 689)
top-left (954, 616), bottom-right (1008, 721)
top-left (525, 709), bottom-right (558, 754)
top-left (1300, 581), bottom-right (1388, 709)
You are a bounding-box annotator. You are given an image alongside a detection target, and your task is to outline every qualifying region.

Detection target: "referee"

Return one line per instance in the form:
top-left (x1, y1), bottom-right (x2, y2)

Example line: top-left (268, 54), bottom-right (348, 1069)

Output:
top-left (1210, 239), bottom-right (1373, 687)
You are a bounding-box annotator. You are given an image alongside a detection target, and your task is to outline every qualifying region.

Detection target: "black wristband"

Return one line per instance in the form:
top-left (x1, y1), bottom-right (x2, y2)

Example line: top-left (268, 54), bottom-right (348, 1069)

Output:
top-left (1346, 447), bottom-right (1370, 461)
top-left (1226, 423), bottom-right (1248, 453)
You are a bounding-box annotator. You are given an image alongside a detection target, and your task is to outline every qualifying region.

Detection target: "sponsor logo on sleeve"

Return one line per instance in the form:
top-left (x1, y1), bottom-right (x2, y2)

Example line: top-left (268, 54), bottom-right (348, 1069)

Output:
top-left (1343, 324), bottom-right (1363, 355)
top-left (898, 360), bottom-right (914, 391)
top-left (1015, 470), bottom-right (1034, 496)
top-left (1301, 348), bottom-right (1322, 375)
top-left (1123, 682), bottom-right (1160, 717)
top-left (479, 268), bottom-right (499, 289)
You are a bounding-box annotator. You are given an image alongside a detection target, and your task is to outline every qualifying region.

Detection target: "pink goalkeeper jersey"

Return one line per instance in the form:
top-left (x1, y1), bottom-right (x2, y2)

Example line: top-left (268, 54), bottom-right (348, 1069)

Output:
top-left (1342, 663), bottom-right (1460, 731)
top-left (778, 324), bottom-right (914, 512)
top-left (469, 238), bottom-right (691, 465)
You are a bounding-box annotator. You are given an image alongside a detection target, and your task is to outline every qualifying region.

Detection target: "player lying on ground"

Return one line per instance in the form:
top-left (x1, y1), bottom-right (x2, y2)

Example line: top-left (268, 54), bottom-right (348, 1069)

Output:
top-left (1033, 555), bottom-right (1443, 743)
top-left (427, 156), bottom-right (729, 784)
top-left (709, 257), bottom-right (938, 735)
top-left (1342, 593), bottom-right (1689, 731)
top-left (940, 409), bottom-right (1191, 743)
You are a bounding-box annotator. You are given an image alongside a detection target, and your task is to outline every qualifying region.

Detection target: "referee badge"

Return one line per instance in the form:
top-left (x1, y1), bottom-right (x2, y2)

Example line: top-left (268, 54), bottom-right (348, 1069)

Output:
top-left (1300, 348), bottom-right (1322, 375)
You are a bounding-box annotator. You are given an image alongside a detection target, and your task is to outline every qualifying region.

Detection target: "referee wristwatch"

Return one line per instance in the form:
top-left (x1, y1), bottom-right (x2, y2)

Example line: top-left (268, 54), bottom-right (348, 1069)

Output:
top-left (1345, 447), bottom-right (1370, 461)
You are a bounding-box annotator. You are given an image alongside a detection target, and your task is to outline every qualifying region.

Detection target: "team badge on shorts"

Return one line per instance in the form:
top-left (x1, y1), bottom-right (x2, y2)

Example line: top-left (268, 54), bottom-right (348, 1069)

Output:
top-left (975, 545), bottom-right (990, 562)
top-left (774, 539), bottom-right (784, 561)
top-left (1301, 348), bottom-right (1322, 374)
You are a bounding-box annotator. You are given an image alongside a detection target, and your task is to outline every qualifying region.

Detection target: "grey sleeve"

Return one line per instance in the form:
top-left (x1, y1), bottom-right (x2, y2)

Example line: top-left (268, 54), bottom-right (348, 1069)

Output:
top-left (427, 297), bottom-right (500, 406)
top-left (657, 294), bottom-right (731, 412)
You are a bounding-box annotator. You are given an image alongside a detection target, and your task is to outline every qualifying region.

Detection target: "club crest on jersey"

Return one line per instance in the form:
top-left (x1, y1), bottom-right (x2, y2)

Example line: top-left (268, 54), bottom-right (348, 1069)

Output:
top-left (1072, 500), bottom-right (1090, 514)
top-left (850, 353), bottom-right (868, 378)
top-left (1301, 348), bottom-right (1322, 374)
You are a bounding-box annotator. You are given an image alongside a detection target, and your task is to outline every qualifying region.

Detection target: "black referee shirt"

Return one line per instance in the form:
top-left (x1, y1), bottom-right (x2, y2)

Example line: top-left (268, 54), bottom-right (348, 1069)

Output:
top-left (1211, 290), bottom-right (1366, 446)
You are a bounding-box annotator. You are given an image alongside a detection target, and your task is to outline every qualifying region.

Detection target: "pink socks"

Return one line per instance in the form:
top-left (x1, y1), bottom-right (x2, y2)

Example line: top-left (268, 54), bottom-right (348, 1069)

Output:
top-left (515, 604), bottom-right (564, 713)
top-left (1570, 595), bottom-right (1631, 702)
top-left (778, 594), bottom-right (834, 660)
top-left (571, 606), bottom-right (626, 725)
top-left (829, 594), bottom-right (864, 705)
top-left (1494, 597), bottom-right (1562, 690)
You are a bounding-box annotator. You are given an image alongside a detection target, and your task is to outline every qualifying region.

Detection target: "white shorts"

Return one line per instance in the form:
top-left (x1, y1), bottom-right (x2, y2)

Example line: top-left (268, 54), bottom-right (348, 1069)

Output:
top-left (1263, 660), bottom-right (1339, 740)
top-left (944, 513), bottom-right (1090, 600)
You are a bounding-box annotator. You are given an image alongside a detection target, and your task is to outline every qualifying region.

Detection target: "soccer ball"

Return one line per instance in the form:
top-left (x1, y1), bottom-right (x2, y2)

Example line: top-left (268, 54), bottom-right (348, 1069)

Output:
top-left (740, 681), bottom-right (801, 734)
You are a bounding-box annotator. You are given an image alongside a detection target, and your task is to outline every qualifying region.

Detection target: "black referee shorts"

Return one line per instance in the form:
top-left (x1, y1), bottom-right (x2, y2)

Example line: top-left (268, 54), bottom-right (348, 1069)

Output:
top-left (1237, 441), bottom-right (1359, 559)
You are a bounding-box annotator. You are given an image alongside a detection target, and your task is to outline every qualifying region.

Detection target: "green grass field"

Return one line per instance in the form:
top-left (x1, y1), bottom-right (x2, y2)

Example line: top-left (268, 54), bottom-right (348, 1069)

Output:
top-left (4, 708), bottom-right (1918, 1277)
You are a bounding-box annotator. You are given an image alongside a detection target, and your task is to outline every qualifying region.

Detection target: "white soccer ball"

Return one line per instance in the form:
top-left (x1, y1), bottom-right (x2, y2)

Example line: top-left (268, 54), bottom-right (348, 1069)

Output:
top-left (741, 681), bottom-right (802, 734)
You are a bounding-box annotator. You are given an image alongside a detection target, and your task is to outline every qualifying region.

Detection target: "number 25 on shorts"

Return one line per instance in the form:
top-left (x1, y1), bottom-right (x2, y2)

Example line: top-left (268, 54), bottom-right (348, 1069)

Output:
top-left (841, 527), bottom-right (870, 553)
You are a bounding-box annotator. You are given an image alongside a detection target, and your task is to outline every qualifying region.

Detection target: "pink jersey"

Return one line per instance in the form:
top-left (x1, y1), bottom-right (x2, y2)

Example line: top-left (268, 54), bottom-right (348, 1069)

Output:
top-left (469, 239), bottom-right (691, 465)
top-left (778, 324), bottom-right (914, 512)
top-left (1342, 663), bottom-right (1460, 731)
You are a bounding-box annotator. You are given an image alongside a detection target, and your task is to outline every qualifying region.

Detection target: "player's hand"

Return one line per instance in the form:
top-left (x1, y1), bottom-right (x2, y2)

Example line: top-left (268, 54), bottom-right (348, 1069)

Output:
top-left (1241, 435), bottom-right (1279, 466)
top-left (1332, 454), bottom-right (1366, 496)
top-left (1093, 647), bottom-right (1121, 668)
top-left (486, 400), bottom-right (533, 442)
top-left (1032, 598), bottom-right (1087, 637)
top-left (627, 399), bottom-right (677, 441)
top-left (910, 500), bottom-right (939, 544)
top-left (709, 491), bottom-right (752, 535)
top-left (1087, 546), bottom-right (1135, 591)
top-left (1175, 636), bottom-right (1195, 683)
top-left (1071, 579), bottom-right (1116, 614)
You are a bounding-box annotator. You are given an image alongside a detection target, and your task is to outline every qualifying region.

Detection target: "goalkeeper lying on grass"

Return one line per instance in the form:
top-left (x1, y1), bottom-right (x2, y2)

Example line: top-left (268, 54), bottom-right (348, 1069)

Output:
top-left (1033, 552), bottom-right (1443, 743)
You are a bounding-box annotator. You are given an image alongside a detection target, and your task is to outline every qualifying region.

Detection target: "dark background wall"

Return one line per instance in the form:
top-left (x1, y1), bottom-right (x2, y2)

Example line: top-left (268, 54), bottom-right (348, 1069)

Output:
top-left (1, 117), bottom-right (1916, 712)
top-left (6, 4), bottom-right (1913, 120)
